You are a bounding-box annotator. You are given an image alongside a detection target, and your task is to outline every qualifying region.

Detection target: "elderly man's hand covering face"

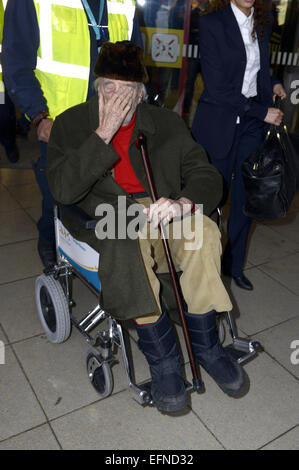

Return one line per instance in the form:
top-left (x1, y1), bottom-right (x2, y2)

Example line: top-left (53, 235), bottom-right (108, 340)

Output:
top-left (95, 78), bottom-right (143, 144)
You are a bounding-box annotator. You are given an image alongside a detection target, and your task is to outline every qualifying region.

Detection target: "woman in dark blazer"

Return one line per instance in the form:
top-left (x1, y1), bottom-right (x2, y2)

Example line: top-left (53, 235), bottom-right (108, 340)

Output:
top-left (192, 0), bottom-right (286, 290)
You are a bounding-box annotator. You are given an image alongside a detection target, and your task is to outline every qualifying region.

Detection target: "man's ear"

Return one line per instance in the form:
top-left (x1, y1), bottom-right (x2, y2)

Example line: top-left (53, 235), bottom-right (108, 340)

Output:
top-left (137, 84), bottom-right (143, 103)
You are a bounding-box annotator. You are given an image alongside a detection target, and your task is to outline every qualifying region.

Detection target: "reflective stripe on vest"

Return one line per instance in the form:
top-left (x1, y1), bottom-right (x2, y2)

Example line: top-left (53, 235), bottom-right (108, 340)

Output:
top-left (33, 0), bottom-right (135, 119)
top-left (33, 0), bottom-right (90, 119)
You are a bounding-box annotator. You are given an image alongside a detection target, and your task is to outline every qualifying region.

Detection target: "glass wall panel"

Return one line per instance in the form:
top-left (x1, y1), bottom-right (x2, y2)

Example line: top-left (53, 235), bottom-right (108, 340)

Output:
top-left (136, 0), bottom-right (299, 142)
top-left (270, 0), bottom-right (299, 141)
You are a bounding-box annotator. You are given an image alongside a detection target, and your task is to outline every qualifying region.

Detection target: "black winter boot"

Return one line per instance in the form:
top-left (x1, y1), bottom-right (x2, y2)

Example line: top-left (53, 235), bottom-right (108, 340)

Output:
top-left (185, 311), bottom-right (246, 397)
top-left (135, 311), bottom-right (187, 413)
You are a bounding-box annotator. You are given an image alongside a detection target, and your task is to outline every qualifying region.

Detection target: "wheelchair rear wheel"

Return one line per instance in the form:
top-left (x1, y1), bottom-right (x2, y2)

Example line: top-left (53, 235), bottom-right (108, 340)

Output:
top-left (86, 351), bottom-right (113, 398)
top-left (35, 274), bottom-right (71, 344)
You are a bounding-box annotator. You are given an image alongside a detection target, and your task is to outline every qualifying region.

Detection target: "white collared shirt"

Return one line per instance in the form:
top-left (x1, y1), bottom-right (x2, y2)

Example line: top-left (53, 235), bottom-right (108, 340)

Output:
top-left (231, 1), bottom-right (260, 99)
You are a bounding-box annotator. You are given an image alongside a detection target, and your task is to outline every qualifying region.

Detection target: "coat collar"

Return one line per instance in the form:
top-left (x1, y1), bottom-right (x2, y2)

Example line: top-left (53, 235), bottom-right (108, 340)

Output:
top-left (221, 3), bottom-right (267, 65)
top-left (230, 1), bottom-right (254, 28)
top-left (222, 4), bottom-right (247, 61)
top-left (89, 93), bottom-right (156, 136)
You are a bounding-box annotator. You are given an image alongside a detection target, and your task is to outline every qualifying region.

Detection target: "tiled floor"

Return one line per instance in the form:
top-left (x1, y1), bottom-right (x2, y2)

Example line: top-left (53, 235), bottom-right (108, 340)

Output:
top-left (0, 166), bottom-right (298, 450)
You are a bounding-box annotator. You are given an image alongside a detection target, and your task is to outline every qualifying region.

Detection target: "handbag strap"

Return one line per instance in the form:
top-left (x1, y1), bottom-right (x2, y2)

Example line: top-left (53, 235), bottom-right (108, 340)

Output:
top-left (268, 96), bottom-right (285, 137)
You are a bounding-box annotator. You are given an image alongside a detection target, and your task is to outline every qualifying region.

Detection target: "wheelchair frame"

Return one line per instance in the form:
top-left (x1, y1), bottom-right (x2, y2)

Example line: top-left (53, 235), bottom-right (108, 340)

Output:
top-left (35, 204), bottom-right (262, 406)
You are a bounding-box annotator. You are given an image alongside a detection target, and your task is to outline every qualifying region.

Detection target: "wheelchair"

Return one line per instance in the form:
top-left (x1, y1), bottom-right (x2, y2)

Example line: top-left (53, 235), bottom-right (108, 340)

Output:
top-left (35, 203), bottom-right (262, 406)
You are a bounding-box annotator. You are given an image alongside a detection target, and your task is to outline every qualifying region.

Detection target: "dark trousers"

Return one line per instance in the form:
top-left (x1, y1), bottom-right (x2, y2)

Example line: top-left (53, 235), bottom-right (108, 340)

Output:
top-left (211, 116), bottom-right (264, 276)
top-left (33, 142), bottom-right (55, 246)
top-left (0, 90), bottom-right (16, 150)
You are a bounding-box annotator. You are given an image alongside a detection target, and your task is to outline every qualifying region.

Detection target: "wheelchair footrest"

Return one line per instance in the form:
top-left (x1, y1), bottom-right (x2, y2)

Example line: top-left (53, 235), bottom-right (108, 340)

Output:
top-left (225, 337), bottom-right (262, 364)
top-left (133, 379), bottom-right (193, 407)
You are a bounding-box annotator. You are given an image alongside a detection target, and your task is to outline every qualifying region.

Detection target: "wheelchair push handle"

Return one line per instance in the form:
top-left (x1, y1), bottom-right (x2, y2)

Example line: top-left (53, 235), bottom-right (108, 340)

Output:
top-left (136, 132), bottom-right (202, 392)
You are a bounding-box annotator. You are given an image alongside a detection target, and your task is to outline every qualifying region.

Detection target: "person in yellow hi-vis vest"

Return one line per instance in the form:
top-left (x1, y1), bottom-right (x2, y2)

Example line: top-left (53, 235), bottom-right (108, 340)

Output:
top-left (0, 0), bottom-right (19, 163)
top-left (2, 0), bottom-right (142, 268)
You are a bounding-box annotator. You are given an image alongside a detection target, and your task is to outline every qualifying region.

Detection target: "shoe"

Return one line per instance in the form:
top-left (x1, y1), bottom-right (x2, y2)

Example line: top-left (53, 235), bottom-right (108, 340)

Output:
top-left (185, 310), bottom-right (246, 397)
top-left (232, 274), bottom-right (253, 291)
top-left (5, 144), bottom-right (19, 163)
top-left (135, 311), bottom-right (187, 413)
top-left (37, 239), bottom-right (56, 269)
top-left (222, 263), bottom-right (254, 291)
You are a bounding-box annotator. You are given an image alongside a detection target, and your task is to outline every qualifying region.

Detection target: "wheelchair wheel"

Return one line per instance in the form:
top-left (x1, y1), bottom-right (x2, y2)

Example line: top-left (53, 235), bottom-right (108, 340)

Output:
top-left (86, 351), bottom-right (113, 398)
top-left (35, 274), bottom-right (71, 344)
top-left (217, 315), bottom-right (226, 344)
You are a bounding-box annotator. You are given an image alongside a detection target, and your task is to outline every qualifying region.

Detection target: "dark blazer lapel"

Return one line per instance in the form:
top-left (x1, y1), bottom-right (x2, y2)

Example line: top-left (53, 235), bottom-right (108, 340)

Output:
top-left (222, 4), bottom-right (247, 63)
top-left (256, 25), bottom-right (268, 74)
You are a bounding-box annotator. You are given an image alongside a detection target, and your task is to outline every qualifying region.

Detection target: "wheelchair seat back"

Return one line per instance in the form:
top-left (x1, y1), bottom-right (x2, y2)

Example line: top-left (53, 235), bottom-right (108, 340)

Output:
top-left (56, 216), bottom-right (100, 292)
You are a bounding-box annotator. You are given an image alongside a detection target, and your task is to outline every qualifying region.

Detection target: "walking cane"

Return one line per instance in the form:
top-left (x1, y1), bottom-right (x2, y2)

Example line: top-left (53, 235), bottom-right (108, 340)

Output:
top-left (136, 132), bottom-right (203, 392)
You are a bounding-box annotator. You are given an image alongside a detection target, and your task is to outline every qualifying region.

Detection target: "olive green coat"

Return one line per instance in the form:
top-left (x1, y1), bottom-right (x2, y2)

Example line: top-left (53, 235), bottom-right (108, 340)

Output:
top-left (47, 95), bottom-right (223, 320)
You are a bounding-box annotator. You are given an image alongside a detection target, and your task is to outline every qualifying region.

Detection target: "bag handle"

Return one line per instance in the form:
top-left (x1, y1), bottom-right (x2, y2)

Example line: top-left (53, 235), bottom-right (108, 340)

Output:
top-left (274, 95), bottom-right (282, 109)
top-left (268, 95), bottom-right (286, 137)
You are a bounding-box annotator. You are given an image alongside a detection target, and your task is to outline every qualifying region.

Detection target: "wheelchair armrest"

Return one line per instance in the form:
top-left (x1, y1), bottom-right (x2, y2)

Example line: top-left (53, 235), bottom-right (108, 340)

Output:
top-left (57, 203), bottom-right (97, 230)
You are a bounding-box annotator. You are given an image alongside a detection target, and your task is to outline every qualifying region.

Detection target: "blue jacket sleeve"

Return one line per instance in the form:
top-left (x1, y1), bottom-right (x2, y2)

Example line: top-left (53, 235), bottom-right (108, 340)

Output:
top-left (2, 0), bottom-right (48, 120)
top-left (131, 11), bottom-right (143, 48)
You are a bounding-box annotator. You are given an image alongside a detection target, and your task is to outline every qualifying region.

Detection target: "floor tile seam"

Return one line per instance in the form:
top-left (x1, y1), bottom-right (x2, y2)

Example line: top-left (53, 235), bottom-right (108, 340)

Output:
top-left (0, 322), bottom-right (9, 343)
top-left (185, 354), bottom-right (299, 449)
top-left (44, 387), bottom-right (227, 450)
top-left (0, 237), bottom-right (39, 250)
top-left (23, 207), bottom-right (41, 225)
top-left (1, 183), bottom-right (41, 211)
top-left (257, 423), bottom-right (299, 450)
top-left (3, 181), bottom-right (39, 192)
top-left (1, 327), bottom-right (131, 448)
top-left (255, 265), bottom-right (299, 297)
top-left (1, 181), bottom-right (37, 189)
top-left (4, 328), bottom-right (54, 425)
top-left (247, 250), bottom-right (299, 271)
top-left (0, 422), bottom-right (47, 445)
top-left (187, 406), bottom-right (227, 450)
top-left (0, 325), bottom-right (63, 450)
top-left (0, 237), bottom-right (38, 249)
top-left (262, 349), bottom-right (299, 382)
top-left (1, 333), bottom-right (45, 348)
top-left (0, 183), bottom-right (24, 198)
top-left (0, 273), bottom-right (40, 288)
top-left (47, 387), bottom-right (130, 425)
top-left (0, 206), bottom-right (38, 218)
top-left (0, 185), bottom-right (25, 209)
top-left (238, 313), bottom-right (299, 337)
top-left (262, 220), bottom-right (299, 240)
top-left (1, 180), bottom-right (37, 191)
top-left (0, 421), bottom-right (63, 450)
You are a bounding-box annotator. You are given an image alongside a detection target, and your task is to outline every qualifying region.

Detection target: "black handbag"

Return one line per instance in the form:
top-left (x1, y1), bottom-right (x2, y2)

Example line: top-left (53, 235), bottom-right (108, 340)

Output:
top-left (242, 106), bottom-right (299, 220)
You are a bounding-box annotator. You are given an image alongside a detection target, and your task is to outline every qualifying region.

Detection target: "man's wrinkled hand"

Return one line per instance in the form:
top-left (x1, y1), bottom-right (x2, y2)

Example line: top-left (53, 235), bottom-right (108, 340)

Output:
top-left (143, 197), bottom-right (193, 229)
top-left (37, 118), bottom-right (54, 143)
top-left (95, 88), bottom-right (134, 144)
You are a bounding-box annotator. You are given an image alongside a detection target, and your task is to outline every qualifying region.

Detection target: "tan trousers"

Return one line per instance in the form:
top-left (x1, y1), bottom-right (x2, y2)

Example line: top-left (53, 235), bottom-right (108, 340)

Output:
top-left (136, 198), bottom-right (232, 325)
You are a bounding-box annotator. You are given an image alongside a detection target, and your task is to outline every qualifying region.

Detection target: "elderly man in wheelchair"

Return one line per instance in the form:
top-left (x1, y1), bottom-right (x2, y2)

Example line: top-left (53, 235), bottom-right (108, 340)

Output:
top-left (39, 41), bottom-right (260, 414)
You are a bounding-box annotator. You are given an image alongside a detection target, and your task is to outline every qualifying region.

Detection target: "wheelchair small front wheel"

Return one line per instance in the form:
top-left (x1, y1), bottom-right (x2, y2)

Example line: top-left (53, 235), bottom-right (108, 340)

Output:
top-left (35, 274), bottom-right (71, 344)
top-left (86, 351), bottom-right (113, 398)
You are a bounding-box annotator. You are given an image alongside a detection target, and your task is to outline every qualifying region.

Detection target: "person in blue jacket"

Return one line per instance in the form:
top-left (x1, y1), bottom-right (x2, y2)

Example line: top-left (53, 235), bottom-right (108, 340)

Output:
top-left (2, 0), bottom-right (142, 269)
top-left (191, 0), bottom-right (286, 290)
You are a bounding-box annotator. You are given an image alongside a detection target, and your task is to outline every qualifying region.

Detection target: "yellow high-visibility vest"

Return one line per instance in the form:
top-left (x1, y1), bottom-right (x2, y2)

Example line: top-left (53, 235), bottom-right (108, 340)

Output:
top-left (33, 0), bottom-right (136, 119)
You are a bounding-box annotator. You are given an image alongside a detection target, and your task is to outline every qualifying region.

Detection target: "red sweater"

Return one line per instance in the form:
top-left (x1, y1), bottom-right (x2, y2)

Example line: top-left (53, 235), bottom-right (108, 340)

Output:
top-left (112, 113), bottom-right (146, 193)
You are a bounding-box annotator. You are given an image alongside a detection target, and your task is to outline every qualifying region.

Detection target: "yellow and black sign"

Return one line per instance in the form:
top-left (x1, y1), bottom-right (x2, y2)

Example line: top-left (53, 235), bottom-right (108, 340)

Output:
top-left (141, 26), bottom-right (185, 69)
